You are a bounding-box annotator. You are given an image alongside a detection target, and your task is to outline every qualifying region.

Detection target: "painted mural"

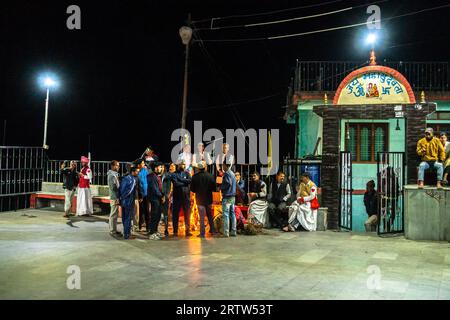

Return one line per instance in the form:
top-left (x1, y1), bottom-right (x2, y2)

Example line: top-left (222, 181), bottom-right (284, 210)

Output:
top-left (333, 66), bottom-right (416, 105)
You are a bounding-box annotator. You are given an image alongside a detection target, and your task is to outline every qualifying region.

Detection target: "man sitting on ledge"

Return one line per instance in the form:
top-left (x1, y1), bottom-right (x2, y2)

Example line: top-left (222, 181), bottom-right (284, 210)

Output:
top-left (416, 127), bottom-right (446, 189)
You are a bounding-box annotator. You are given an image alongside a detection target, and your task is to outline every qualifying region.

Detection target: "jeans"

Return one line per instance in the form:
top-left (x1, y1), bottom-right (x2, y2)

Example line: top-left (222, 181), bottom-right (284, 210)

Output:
top-left (109, 200), bottom-right (119, 232)
top-left (149, 199), bottom-right (162, 234)
top-left (222, 197), bottom-right (236, 236)
top-left (138, 196), bottom-right (150, 231)
top-left (418, 161), bottom-right (443, 181)
top-left (121, 205), bottom-right (134, 239)
top-left (198, 205), bottom-right (215, 237)
top-left (64, 189), bottom-right (76, 215)
top-left (161, 197), bottom-right (169, 233)
top-left (172, 196), bottom-right (191, 235)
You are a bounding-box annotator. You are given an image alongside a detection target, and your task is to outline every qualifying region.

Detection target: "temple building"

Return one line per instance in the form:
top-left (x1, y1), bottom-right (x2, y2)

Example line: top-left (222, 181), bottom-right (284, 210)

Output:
top-left (285, 52), bottom-right (450, 233)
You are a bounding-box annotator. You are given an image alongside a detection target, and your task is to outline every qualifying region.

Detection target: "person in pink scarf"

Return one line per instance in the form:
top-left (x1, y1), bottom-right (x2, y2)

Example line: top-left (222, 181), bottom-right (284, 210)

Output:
top-left (76, 156), bottom-right (93, 216)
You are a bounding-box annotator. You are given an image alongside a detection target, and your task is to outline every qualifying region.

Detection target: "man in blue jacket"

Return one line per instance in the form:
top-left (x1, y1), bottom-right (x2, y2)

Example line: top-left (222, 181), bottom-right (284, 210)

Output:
top-left (147, 162), bottom-right (165, 240)
top-left (135, 158), bottom-right (150, 232)
top-left (170, 160), bottom-right (192, 237)
top-left (119, 166), bottom-right (140, 240)
top-left (220, 161), bottom-right (237, 237)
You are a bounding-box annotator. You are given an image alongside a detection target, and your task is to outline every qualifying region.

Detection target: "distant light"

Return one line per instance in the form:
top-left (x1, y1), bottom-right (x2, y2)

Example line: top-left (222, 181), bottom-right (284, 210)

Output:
top-left (366, 33), bottom-right (377, 45)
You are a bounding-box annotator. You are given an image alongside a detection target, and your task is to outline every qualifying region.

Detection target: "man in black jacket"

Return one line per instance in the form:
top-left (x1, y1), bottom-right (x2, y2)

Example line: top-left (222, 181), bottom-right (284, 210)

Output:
top-left (147, 162), bottom-right (165, 240)
top-left (170, 160), bottom-right (192, 237)
top-left (190, 162), bottom-right (216, 238)
top-left (267, 171), bottom-right (292, 228)
top-left (61, 161), bottom-right (79, 218)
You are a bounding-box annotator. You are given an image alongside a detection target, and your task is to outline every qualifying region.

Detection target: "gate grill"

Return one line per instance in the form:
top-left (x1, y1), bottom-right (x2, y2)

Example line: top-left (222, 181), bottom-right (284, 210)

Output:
top-left (339, 151), bottom-right (352, 230)
top-left (377, 152), bottom-right (405, 235)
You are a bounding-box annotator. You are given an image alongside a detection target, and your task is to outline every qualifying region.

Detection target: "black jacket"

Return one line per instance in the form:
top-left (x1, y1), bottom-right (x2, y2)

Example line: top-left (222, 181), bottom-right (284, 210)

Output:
top-left (147, 172), bottom-right (163, 201)
top-left (61, 167), bottom-right (79, 191)
top-left (268, 181), bottom-right (290, 205)
top-left (190, 171), bottom-right (215, 207)
top-left (364, 190), bottom-right (378, 216)
top-left (170, 170), bottom-right (192, 201)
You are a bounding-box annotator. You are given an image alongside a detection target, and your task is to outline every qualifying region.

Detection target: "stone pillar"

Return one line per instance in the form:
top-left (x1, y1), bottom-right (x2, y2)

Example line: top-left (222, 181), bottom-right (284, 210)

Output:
top-left (316, 107), bottom-right (340, 229)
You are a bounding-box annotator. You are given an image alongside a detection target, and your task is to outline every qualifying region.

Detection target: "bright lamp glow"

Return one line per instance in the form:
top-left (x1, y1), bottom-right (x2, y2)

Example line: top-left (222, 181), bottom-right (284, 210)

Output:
top-left (366, 33), bottom-right (377, 45)
top-left (44, 77), bottom-right (56, 87)
top-left (38, 73), bottom-right (59, 89)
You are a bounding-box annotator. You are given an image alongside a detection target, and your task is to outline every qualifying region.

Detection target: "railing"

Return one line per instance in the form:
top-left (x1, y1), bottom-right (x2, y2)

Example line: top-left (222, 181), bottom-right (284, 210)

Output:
top-left (0, 147), bottom-right (45, 212)
top-left (45, 160), bottom-right (130, 186)
top-left (292, 60), bottom-right (450, 93)
top-left (282, 158), bottom-right (321, 188)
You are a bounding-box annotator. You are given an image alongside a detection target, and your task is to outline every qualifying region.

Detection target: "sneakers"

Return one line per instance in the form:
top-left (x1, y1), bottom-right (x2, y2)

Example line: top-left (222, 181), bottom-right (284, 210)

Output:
top-left (418, 181), bottom-right (424, 189)
top-left (437, 181), bottom-right (443, 189)
top-left (149, 233), bottom-right (161, 241)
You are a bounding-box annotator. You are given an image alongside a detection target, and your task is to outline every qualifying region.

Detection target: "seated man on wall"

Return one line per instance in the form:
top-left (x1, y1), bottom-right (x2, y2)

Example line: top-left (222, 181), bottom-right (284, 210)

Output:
top-left (267, 171), bottom-right (292, 229)
top-left (364, 180), bottom-right (378, 232)
top-left (416, 127), bottom-right (446, 189)
top-left (283, 172), bottom-right (319, 232)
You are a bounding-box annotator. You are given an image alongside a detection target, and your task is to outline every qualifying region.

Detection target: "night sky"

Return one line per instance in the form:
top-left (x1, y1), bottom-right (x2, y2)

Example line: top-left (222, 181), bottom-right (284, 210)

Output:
top-left (1, 0), bottom-right (450, 162)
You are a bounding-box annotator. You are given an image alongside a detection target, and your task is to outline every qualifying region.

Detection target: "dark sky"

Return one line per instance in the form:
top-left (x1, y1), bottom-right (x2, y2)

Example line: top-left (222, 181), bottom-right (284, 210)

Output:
top-left (1, 0), bottom-right (450, 162)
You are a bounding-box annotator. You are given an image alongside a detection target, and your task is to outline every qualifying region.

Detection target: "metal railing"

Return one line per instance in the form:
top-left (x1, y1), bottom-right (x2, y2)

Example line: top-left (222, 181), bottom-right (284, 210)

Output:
top-left (292, 60), bottom-right (450, 93)
top-left (0, 147), bottom-right (46, 212)
top-left (45, 160), bottom-right (130, 186)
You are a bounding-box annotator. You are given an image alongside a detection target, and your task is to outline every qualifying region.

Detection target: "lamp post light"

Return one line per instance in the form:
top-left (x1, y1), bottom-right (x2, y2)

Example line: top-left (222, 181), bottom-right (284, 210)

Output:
top-left (366, 33), bottom-right (377, 66)
top-left (179, 23), bottom-right (192, 130)
top-left (366, 33), bottom-right (377, 48)
top-left (41, 76), bottom-right (58, 149)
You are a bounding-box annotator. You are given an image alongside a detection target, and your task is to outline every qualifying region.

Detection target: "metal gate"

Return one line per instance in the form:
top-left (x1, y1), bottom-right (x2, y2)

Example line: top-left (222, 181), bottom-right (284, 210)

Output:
top-left (377, 152), bottom-right (405, 235)
top-left (339, 151), bottom-right (352, 230)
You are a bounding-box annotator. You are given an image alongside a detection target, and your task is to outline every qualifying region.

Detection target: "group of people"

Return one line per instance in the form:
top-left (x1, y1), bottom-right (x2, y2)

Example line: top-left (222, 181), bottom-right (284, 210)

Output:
top-left (60, 144), bottom-right (322, 240)
top-left (416, 128), bottom-right (450, 188)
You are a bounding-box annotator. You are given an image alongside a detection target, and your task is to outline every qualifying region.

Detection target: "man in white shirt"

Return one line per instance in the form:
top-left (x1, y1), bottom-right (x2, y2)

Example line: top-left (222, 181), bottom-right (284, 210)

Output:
top-left (215, 143), bottom-right (234, 176)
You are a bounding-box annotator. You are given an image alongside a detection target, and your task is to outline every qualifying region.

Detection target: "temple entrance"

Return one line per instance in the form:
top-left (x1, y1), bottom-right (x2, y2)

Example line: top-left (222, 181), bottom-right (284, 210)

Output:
top-left (376, 152), bottom-right (405, 235)
top-left (339, 151), bottom-right (352, 230)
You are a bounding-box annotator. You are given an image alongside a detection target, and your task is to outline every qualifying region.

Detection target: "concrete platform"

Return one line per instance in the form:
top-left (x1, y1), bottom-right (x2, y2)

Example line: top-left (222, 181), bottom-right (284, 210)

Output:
top-left (1, 209), bottom-right (450, 300)
top-left (405, 185), bottom-right (450, 241)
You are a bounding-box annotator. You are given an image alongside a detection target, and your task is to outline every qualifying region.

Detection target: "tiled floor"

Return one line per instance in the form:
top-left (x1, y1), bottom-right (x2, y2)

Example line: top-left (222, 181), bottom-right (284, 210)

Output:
top-left (0, 209), bottom-right (449, 300)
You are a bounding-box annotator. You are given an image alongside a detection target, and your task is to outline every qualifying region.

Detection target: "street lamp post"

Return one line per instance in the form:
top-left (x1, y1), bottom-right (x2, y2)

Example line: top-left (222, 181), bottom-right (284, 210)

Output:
top-left (179, 20), bottom-right (192, 130)
top-left (43, 87), bottom-right (50, 149)
top-left (41, 76), bottom-right (57, 149)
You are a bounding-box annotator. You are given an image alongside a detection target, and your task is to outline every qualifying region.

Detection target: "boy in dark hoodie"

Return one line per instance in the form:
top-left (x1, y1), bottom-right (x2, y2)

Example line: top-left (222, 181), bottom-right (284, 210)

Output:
top-left (364, 180), bottom-right (378, 232)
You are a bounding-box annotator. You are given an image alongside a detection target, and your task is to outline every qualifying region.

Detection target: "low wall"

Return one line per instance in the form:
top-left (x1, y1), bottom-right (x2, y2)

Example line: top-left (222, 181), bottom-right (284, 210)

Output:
top-left (404, 185), bottom-right (450, 241)
top-left (41, 182), bottom-right (110, 197)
